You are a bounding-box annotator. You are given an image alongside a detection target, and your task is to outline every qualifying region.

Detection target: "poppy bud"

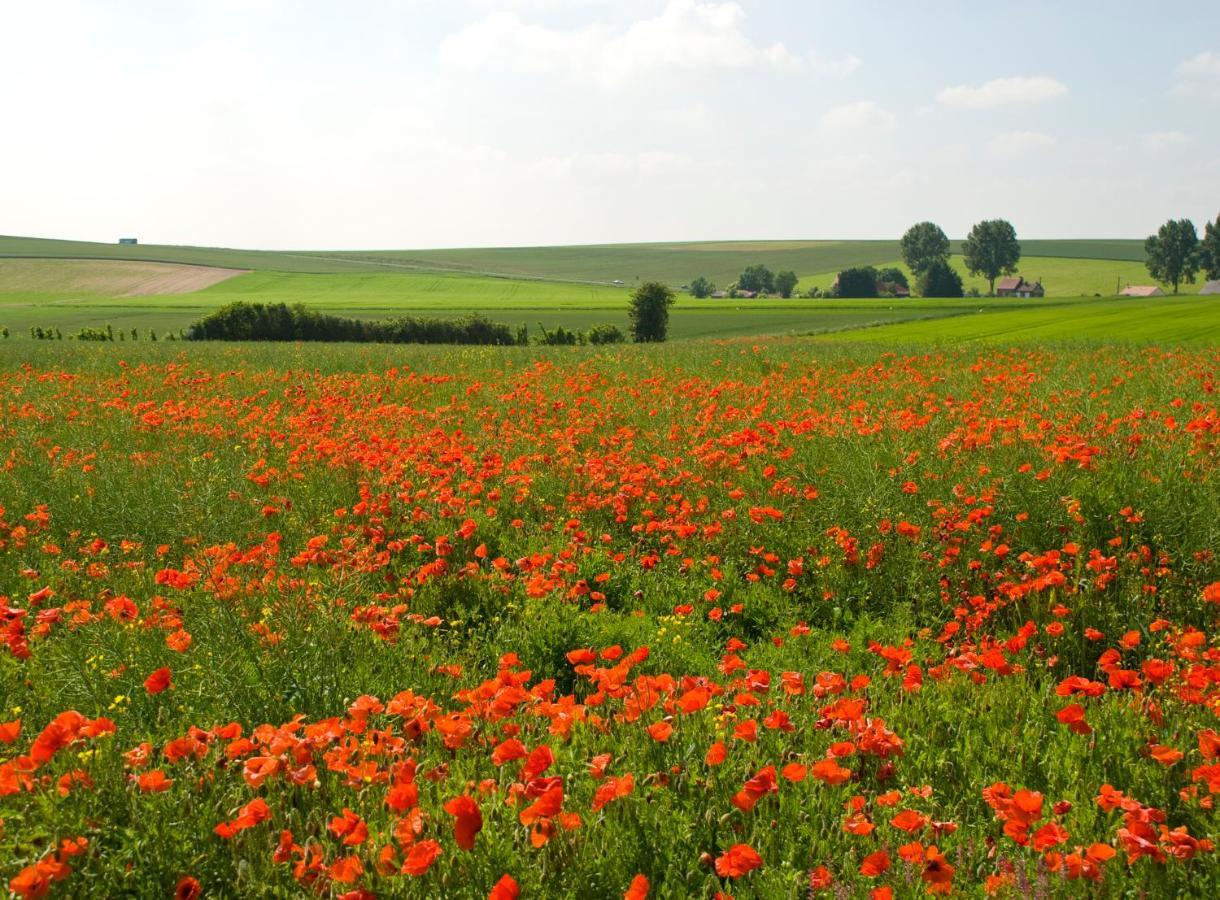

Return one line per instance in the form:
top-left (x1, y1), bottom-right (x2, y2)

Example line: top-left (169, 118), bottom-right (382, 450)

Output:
top-left (699, 852), bottom-right (713, 869)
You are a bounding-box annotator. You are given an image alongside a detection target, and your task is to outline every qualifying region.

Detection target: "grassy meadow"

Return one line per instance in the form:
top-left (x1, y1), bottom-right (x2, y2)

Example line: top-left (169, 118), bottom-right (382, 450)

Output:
top-left (0, 238), bottom-right (1204, 345)
top-left (2, 336), bottom-right (1219, 899)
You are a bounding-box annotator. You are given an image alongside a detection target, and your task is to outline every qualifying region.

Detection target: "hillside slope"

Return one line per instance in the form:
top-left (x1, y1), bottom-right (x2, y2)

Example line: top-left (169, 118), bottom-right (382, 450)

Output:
top-left (0, 235), bottom-right (1148, 284)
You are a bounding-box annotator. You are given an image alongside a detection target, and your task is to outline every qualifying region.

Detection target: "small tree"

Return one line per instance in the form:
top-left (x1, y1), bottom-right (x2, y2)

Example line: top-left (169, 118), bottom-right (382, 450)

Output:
top-left (917, 259), bottom-right (964, 298)
top-left (629, 281), bottom-right (675, 343)
top-left (689, 276), bottom-right (715, 299)
top-left (875, 267), bottom-right (909, 294)
top-left (1145, 218), bottom-right (1199, 294)
top-left (774, 271), bottom-right (798, 298)
top-left (900, 222), bottom-right (951, 277)
top-left (962, 219), bottom-right (1021, 295)
top-left (835, 266), bottom-right (879, 298)
top-left (1198, 214), bottom-right (1220, 281)
top-left (738, 265), bottom-right (775, 294)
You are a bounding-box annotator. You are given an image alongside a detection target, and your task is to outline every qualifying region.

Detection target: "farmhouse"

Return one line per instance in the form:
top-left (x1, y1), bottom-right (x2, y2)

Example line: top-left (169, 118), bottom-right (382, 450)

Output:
top-left (710, 291), bottom-right (729, 299)
top-left (1202, 280), bottom-right (1220, 295)
top-left (996, 277), bottom-right (1044, 298)
top-left (118, 237), bottom-right (138, 245)
top-left (1119, 285), bottom-right (1165, 298)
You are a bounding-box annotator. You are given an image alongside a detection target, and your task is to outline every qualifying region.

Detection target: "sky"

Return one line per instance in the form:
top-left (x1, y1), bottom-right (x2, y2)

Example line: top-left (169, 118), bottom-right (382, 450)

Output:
top-left (2, 0), bottom-right (1219, 249)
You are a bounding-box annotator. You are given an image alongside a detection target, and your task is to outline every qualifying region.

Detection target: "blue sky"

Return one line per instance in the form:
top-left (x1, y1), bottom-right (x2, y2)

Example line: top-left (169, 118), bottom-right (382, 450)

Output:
top-left (3, 0), bottom-right (1218, 248)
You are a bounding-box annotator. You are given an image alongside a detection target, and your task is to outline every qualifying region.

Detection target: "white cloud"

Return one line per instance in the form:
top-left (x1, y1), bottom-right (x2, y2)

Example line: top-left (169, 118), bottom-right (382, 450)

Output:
top-left (1174, 51), bottom-right (1220, 100)
top-left (1141, 130), bottom-right (1191, 151)
top-left (819, 100), bottom-right (895, 136)
top-left (938, 76), bottom-right (1068, 109)
top-left (440, 0), bottom-right (800, 85)
top-left (986, 130), bottom-right (1054, 160)
top-left (807, 50), bottom-right (860, 80)
top-left (528, 150), bottom-right (693, 179)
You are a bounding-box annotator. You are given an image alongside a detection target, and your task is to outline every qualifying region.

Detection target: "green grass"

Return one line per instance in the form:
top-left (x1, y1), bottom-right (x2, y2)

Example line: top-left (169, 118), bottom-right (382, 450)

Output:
top-left (823, 293), bottom-right (1220, 345)
top-left (799, 255), bottom-right (1184, 299)
top-left (1, 234), bottom-right (1148, 284)
top-left (0, 266), bottom-right (980, 341)
top-left (1, 338), bottom-right (1218, 898)
top-left (0, 240), bottom-right (1194, 345)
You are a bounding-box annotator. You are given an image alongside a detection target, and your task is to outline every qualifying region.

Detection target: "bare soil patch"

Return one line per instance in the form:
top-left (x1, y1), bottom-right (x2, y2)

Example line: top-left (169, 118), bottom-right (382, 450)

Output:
top-left (0, 259), bottom-right (246, 295)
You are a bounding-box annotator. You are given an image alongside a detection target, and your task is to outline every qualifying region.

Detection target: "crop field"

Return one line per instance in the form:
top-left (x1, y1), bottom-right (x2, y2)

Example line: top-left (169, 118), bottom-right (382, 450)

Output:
top-left (826, 295), bottom-right (1220, 347)
top-left (0, 236), bottom-right (1148, 285)
top-left (2, 337), bottom-right (1219, 899)
top-left (0, 251), bottom-right (1201, 345)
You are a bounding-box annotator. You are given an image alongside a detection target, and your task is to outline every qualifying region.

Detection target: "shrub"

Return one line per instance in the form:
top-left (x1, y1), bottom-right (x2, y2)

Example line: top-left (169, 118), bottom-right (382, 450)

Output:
top-left (537, 324), bottom-right (583, 346)
top-left (587, 323), bottom-right (625, 345)
top-left (834, 266), bottom-right (880, 298)
top-left (187, 302), bottom-right (523, 345)
top-left (918, 260), bottom-right (965, 298)
top-left (629, 282), bottom-right (676, 343)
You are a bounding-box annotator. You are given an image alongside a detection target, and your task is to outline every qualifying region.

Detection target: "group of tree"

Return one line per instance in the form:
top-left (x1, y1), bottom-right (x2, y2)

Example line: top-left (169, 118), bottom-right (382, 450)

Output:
top-left (898, 219), bottom-right (1022, 297)
top-left (898, 221), bottom-right (961, 297)
top-left (188, 302), bottom-right (527, 345)
top-left (689, 265), bottom-right (798, 299)
top-left (833, 265), bottom-right (912, 298)
top-left (1144, 214), bottom-right (1220, 293)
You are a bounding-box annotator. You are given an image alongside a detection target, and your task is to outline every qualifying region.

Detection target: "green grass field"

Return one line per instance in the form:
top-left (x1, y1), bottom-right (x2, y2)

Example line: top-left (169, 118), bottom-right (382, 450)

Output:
top-left (1, 235), bottom-right (1209, 345)
top-left (3, 337), bottom-right (1219, 898)
top-left (824, 293), bottom-right (1220, 346)
top-left (1, 234), bottom-right (1148, 284)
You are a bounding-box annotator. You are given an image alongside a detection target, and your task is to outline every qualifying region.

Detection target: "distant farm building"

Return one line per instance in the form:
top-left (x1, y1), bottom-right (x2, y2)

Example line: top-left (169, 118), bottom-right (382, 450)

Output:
top-left (736, 290), bottom-right (758, 299)
top-left (1119, 285), bottom-right (1165, 298)
top-left (1202, 280), bottom-right (1220, 295)
top-left (996, 277), bottom-right (1044, 298)
top-left (118, 238), bottom-right (138, 245)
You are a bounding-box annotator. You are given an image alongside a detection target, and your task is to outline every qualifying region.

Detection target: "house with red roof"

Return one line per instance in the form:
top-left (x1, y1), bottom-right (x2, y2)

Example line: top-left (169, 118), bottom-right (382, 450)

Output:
top-left (996, 277), bottom-right (1044, 298)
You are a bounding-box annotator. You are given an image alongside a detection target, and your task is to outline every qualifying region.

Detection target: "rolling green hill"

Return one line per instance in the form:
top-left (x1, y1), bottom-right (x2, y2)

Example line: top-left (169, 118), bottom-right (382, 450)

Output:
top-left (1, 234), bottom-right (1199, 345)
top-left (0, 234), bottom-right (1148, 285)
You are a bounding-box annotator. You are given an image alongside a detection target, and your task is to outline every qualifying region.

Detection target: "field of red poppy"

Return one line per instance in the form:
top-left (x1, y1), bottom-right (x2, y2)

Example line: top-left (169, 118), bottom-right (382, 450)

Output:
top-left (2, 339), bottom-right (1219, 898)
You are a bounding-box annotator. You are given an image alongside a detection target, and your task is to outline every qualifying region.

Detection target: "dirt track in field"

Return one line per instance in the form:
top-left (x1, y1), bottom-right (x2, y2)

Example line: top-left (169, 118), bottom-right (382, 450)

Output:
top-left (0, 258), bottom-right (246, 295)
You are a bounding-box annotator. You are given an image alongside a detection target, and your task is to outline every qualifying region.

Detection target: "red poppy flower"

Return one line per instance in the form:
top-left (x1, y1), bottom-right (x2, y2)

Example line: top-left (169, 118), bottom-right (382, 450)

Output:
top-left (144, 667), bottom-right (172, 695)
top-left (624, 873), bottom-right (649, 899)
top-left (401, 839), bottom-right (442, 876)
top-left (444, 795), bottom-right (483, 850)
top-left (488, 874), bottom-right (520, 900)
top-left (714, 843), bottom-right (763, 878)
top-left (859, 850), bottom-right (891, 877)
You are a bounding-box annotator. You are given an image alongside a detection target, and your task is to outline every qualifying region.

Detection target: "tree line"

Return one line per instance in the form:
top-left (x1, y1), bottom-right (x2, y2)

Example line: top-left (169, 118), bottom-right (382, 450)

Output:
top-left (185, 296), bottom-right (679, 345)
top-left (686, 218), bottom-right (1024, 300)
top-left (685, 213), bottom-right (1220, 301)
top-left (1144, 214), bottom-right (1220, 294)
top-left (187, 303), bottom-right (527, 344)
